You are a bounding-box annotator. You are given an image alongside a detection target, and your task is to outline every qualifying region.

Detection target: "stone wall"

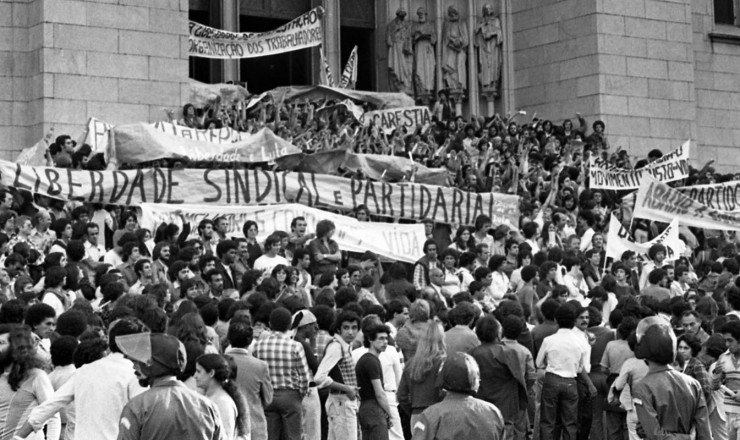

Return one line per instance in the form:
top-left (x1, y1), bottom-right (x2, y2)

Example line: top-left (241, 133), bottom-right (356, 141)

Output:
top-left (597, 0), bottom-right (696, 161)
top-left (692, 0), bottom-right (740, 172)
top-left (511, 0), bottom-right (602, 127)
top-left (0, 0), bottom-right (190, 161)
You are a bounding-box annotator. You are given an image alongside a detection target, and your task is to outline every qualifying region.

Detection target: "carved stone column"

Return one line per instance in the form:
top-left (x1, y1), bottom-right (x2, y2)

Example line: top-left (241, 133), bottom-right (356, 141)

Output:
top-left (482, 88), bottom-right (497, 117)
top-left (467, 0), bottom-right (479, 116)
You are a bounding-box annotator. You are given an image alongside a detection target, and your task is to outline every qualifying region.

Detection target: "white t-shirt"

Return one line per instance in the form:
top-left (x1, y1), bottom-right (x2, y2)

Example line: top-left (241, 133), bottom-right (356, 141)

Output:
top-left (252, 254), bottom-right (289, 276)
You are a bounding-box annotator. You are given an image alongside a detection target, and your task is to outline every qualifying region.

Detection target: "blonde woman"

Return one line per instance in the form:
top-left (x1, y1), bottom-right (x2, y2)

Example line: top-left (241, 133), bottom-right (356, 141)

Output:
top-left (397, 321), bottom-right (446, 428)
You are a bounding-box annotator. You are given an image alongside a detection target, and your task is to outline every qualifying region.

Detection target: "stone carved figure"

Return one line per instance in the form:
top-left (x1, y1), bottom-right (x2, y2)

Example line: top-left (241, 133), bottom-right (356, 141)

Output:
top-left (442, 6), bottom-right (469, 91)
top-left (475, 4), bottom-right (503, 93)
top-left (412, 7), bottom-right (437, 97)
top-left (386, 7), bottom-right (414, 94)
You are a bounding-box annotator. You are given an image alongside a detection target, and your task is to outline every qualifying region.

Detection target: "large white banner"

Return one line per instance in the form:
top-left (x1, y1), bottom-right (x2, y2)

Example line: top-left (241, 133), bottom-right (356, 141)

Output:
top-left (605, 216), bottom-right (684, 261)
top-left (589, 141), bottom-right (690, 190)
top-left (360, 106), bottom-right (432, 135)
top-left (634, 175), bottom-right (740, 231)
top-left (0, 160), bottom-right (520, 227)
top-left (113, 123), bottom-right (300, 164)
top-left (676, 180), bottom-right (740, 212)
top-left (188, 7), bottom-right (323, 59)
top-left (139, 203), bottom-right (425, 263)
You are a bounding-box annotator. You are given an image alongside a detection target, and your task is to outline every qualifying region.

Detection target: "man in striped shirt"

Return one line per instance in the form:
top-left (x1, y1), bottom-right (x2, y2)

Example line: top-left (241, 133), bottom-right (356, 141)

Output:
top-left (253, 307), bottom-right (311, 440)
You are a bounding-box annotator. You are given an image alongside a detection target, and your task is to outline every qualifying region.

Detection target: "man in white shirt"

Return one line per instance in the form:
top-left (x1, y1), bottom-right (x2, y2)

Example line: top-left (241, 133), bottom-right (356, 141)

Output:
top-left (253, 234), bottom-right (289, 276)
top-left (352, 315), bottom-right (405, 440)
top-left (83, 222), bottom-right (105, 270)
top-left (536, 303), bottom-right (591, 440)
top-left (18, 317), bottom-right (148, 440)
top-left (562, 254), bottom-right (588, 306)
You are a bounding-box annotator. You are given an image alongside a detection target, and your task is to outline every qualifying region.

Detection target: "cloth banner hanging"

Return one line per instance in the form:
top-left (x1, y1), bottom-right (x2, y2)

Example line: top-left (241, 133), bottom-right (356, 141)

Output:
top-left (589, 141), bottom-right (690, 190)
top-left (188, 7), bottom-right (323, 59)
top-left (633, 174), bottom-right (740, 231)
top-left (139, 203), bottom-right (426, 263)
top-left (0, 160), bottom-right (519, 227)
top-left (339, 45), bottom-right (358, 89)
top-left (112, 123), bottom-right (301, 164)
top-left (605, 216), bottom-right (684, 262)
top-left (676, 180), bottom-right (740, 212)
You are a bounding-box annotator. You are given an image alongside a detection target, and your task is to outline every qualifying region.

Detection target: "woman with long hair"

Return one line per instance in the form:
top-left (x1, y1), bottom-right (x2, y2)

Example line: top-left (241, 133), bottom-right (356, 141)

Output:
top-left (0, 326), bottom-right (60, 440)
top-left (175, 312), bottom-right (218, 355)
top-left (242, 221), bottom-right (263, 268)
top-left (450, 226), bottom-right (476, 253)
top-left (195, 354), bottom-right (250, 440)
top-left (397, 321), bottom-right (445, 428)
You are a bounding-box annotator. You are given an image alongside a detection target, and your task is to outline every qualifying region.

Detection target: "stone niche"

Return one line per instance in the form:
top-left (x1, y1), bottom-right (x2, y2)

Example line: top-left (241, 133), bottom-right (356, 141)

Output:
top-left (380, 0), bottom-right (513, 118)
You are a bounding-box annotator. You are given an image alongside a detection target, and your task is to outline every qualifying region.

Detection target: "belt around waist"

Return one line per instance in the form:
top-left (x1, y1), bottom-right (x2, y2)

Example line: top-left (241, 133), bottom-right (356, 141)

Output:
top-left (545, 372), bottom-right (577, 380)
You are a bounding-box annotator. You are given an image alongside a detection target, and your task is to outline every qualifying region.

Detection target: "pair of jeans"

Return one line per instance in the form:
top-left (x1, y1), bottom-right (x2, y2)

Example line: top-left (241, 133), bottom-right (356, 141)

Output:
top-left (540, 373), bottom-right (579, 440)
top-left (265, 389), bottom-right (303, 440)
top-left (359, 399), bottom-right (389, 440)
top-left (325, 393), bottom-right (358, 440)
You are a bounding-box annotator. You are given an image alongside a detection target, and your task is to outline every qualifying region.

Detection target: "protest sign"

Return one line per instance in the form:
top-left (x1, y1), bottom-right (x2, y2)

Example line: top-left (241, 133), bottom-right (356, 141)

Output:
top-left (676, 180), bottom-right (740, 212)
top-left (139, 203), bottom-right (425, 263)
top-left (189, 7), bottom-right (323, 59)
top-left (319, 45), bottom-right (335, 87)
top-left (0, 160), bottom-right (519, 227)
top-left (343, 153), bottom-right (448, 186)
top-left (113, 124), bottom-right (300, 164)
top-left (360, 106), bottom-right (432, 135)
top-left (77, 117), bottom-right (113, 160)
top-left (633, 175), bottom-right (740, 231)
top-left (605, 216), bottom-right (684, 262)
top-left (16, 137), bottom-right (50, 167)
top-left (339, 45), bottom-right (358, 89)
top-left (589, 141), bottom-right (690, 190)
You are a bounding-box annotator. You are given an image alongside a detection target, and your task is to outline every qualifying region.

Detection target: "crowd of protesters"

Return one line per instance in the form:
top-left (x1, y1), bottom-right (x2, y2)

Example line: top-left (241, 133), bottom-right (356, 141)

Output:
top-left (0, 93), bottom-right (734, 440)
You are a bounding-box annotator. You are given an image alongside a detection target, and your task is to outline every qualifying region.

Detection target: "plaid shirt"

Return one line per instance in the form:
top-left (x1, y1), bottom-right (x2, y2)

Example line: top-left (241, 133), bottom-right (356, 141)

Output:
top-left (253, 331), bottom-right (310, 396)
top-left (315, 330), bottom-right (333, 361)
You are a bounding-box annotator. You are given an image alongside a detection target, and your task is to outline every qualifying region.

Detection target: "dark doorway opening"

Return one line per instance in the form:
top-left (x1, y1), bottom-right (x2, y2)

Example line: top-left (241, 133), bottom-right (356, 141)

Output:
top-left (189, 10), bottom-right (212, 83)
top-left (239, 16), bottom-right (311, 93)
top-left (339, 27), bottom-right (374, 91)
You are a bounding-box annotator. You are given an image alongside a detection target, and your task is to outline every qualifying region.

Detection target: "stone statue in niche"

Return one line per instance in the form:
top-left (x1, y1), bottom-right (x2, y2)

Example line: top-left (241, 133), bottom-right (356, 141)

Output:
top-left (412, 7), bottom-right (436, 98)
top-left (386, 7), bottom-right (414, 94)
top-left (442, 5), bottom-right (469, 92)
top-left (475, 4), bottom-right (503, 94)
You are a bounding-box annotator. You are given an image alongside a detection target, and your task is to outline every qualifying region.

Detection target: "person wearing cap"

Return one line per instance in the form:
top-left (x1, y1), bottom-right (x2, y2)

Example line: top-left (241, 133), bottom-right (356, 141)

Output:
top-left (253, 307), bottom-right (311, 440)
top-left (19, 317), bottom-right (148, 440)
top-left (631, 316), bottom-right (711, 440)
top-left (536, 303), bottom-right (592, 440)
top-left (410, 352), bottom-right (505, 440)
top-left (116, 332), bottom-right (223, 440)
top-left (292, 310), bottom-right (321, 440)
top-left (315, 310), bottom-right (362, 440)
